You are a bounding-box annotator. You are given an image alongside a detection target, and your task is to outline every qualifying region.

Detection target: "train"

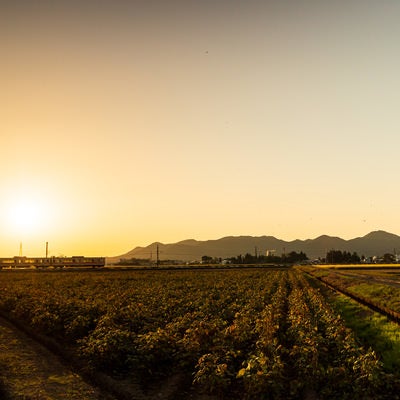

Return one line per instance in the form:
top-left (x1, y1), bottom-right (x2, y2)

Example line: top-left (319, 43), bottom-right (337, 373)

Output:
top-left (0, 256), bottom-right (106, 269)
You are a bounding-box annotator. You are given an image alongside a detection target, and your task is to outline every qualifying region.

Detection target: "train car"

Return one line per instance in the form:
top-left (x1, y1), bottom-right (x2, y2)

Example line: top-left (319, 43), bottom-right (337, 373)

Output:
top-left (0, 256), bottom-right (105, 269)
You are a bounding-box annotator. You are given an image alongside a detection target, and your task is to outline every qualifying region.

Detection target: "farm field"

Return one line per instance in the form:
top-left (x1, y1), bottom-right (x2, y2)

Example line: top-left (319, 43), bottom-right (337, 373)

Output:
top-left (0, 268), bottom-right (399, 399)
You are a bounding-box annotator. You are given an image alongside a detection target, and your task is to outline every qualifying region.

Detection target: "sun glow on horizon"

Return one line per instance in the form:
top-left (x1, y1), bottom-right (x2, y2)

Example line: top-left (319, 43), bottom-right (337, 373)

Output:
top-left (2, 1), bottom-right (400, 257)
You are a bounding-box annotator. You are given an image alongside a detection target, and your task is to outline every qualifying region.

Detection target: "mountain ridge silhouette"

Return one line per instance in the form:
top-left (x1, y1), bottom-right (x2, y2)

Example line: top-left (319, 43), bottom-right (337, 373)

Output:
top-left (107, 230), bottom-right (400, 263)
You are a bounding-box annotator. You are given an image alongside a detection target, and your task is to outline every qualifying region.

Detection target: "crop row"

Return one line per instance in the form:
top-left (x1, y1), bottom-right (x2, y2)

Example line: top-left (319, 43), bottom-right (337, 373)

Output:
top-left (0, 269), bottom-right (398, 399)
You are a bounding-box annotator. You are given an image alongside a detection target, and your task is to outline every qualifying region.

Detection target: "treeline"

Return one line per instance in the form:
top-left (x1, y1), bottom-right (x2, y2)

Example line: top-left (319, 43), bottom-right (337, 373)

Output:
top-left (117, 251), bottom-right (399, 266)
top-left (226, 251), bottom-right (308, 264)
top-left (324, 250), bottom-right (400, 264)
top-left (325, 250), bottom-right (361, 264)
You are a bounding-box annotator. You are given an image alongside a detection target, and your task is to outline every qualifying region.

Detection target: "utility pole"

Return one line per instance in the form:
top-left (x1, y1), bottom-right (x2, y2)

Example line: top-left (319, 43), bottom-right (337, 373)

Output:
top-left (46, 242), bottom-right (49, 258)
top-left (19, 242), bottom-right (23, 257)
top-left (156, 244), bottom-right (160, 267)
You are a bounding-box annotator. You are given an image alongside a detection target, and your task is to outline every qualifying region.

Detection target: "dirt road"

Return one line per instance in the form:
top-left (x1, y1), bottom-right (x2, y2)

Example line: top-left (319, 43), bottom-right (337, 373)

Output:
top-left (333, 270), bottom-right (400, 288)
top-left (0, 316), bottom-right (115, 400)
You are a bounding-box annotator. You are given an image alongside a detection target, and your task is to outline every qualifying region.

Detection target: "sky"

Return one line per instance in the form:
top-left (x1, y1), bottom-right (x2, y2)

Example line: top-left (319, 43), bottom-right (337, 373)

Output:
top-left (1, 0), bottom-right (400, 257)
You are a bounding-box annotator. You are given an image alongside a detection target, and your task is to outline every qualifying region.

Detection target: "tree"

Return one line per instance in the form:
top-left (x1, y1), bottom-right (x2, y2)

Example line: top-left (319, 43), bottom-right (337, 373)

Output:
top-left (201, 255), bottom-right (213, 264)
top-left (326, 250), bottom-right (360, 264)
top-left (383, 253), bottom-right (395, 263)
top-left (286, 251), bottom-right (308, 263)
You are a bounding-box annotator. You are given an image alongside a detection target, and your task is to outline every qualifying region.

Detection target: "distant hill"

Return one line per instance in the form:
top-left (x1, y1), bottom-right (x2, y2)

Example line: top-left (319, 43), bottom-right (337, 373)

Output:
top-left (107, 230), bottom-right (400, 264)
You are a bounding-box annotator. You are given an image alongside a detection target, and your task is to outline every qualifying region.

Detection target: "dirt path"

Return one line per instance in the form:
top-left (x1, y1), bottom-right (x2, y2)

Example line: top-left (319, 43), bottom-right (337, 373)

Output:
top-left (333, 270), bottom-right (400, 289)
top-left (0, 317), bottom-right (116, 400)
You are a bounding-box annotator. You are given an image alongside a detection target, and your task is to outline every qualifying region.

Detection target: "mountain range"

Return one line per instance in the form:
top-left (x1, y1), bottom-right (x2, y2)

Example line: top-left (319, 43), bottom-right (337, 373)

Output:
top-left (107, 230), bottom-right (400, 263)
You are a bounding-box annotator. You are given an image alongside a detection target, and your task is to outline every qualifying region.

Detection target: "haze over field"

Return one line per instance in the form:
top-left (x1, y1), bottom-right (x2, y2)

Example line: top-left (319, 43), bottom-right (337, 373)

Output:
top-left (2, 1), bottom-right (400, 257)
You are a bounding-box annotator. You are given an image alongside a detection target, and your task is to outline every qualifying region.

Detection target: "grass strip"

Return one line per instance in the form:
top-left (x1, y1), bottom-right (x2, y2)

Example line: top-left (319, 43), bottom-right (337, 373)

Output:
top-left (328, 292), bottom-right (400, 372)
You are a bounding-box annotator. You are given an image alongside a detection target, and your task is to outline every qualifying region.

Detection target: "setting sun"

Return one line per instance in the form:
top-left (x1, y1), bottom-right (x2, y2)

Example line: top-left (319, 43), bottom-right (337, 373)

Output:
top-left (7, 197), bottom-right (48, 236)
top-left (9, 200), bottom-right (43, 234)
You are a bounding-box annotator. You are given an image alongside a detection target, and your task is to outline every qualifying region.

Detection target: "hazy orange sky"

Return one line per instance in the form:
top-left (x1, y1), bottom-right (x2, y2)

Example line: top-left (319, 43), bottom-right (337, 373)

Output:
top-left (2, 1), bottom-right (400, 257)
